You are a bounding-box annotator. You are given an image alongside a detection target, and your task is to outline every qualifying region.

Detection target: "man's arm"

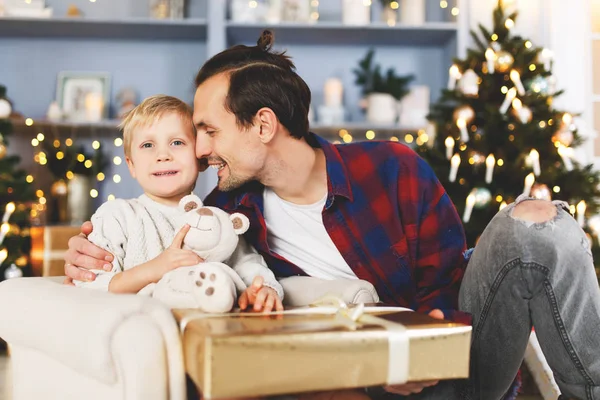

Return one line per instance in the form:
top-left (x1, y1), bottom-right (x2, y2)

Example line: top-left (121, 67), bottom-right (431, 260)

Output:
top-left (64, 221), bottom-right (115, 284)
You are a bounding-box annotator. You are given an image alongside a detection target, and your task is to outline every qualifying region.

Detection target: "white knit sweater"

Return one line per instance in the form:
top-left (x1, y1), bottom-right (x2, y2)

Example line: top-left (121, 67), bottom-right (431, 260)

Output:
top-left (74, 194), bottom-right (283, 298)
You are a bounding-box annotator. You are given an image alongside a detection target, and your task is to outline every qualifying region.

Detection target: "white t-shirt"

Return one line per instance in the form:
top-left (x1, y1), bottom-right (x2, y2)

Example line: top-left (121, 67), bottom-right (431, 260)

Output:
top-left (263, 188), bottom-right (358, 280)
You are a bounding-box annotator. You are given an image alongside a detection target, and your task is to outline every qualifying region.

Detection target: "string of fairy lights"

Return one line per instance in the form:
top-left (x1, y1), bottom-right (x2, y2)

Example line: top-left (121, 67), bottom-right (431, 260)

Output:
top-left (22, 118), bottom-right (124, 219)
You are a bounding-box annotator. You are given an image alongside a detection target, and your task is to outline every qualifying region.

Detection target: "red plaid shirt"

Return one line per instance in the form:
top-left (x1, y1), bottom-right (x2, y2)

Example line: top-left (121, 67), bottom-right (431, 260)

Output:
top-left (205, 133), bottom-right (469, 322)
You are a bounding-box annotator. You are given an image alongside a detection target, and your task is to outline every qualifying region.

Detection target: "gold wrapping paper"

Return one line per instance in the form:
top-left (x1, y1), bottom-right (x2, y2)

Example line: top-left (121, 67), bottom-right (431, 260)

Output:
top-left (173, 307), bottom-right (471, 399)
top-left (30, 225), bottom-right (81, 276)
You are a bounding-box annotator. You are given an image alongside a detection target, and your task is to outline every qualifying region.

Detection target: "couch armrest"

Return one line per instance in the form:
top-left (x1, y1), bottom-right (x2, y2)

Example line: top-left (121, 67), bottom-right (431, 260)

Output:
top-left (0, 277), bottom-right (186, 400)
top-left (279, 276), bottom-right (379, 306)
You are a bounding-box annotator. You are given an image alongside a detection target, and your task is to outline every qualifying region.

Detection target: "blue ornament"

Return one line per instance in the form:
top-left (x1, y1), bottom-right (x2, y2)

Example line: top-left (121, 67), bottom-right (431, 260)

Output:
top-left (472, 187), bottom-right (492, 208)
top-left (527, 76), bottom-right (550, 95)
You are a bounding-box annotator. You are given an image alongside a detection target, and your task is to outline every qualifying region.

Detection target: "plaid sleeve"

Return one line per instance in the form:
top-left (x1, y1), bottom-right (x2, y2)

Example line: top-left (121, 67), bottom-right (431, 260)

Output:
top-left (410, 158), bottom-right (471, 324)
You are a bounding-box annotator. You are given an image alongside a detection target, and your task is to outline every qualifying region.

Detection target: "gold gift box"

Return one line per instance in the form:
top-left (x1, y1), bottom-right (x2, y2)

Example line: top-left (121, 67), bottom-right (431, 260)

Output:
top-left (173, 307), bottom-right (472, 399)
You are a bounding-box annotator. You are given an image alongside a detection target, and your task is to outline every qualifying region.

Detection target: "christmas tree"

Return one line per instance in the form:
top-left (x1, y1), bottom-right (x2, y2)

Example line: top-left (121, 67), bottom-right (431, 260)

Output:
top-left (0, 85), bottom-right (35, 281)
top-left (418, 0), bottom-right (600, 278)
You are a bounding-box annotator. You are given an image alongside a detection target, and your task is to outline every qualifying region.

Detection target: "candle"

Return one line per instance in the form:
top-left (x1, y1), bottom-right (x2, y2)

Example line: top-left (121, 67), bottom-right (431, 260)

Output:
top-left (577, 200), bottom-right (586, 227)
top-left (2, 202), bottom-right (15, 224)
top-left (557, 145), bottom-right (574, 171)
top-left (523, 172), bottom-right (535, 197)
top-left (0, 223), bottom-right (9, 247)
top-left (529, 149), bottom-right (541, 176)
top-left (445, 137), bottom-right (455, 160)
top-left (500, 87), bottom-right (517, 114)
top-left (324, 78), bottom-right (343, 107)
top-left (485, 154), bottom-right (495, 184)
top-left (562, 112), bottom-right (573, 126)
top-left (485, 48), bottom-right (496, 74)
top-left (510, 70), bottom-right (526, 96)
top-left (449, 153), bottom-right (461, 182)
top-left (539, 48), bottom-right (553, 71)
top-left (499, 201), bottom-right (508, 211)
top-left (463, 193), bottom-right (476, 223)
top-left (448, 65), bottom-right (462, 91)
top-left (85, 92), bottom-right (104, 122)
top-left (457, 118), bottom-right (469, 142)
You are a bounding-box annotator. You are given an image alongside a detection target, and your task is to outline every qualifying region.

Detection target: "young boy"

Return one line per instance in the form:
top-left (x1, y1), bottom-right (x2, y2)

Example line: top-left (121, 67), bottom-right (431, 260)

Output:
top-left (74, 94), bottom-right (283, 312)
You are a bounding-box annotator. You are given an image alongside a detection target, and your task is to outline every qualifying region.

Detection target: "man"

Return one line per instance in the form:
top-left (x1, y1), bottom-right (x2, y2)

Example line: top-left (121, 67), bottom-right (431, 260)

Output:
top-left (64, 31), bottom-right (600, 399)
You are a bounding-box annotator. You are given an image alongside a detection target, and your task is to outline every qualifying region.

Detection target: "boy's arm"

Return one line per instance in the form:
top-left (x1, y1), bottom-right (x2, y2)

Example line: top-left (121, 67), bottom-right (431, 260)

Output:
top-left (227, 236), bottom-right (284, 300)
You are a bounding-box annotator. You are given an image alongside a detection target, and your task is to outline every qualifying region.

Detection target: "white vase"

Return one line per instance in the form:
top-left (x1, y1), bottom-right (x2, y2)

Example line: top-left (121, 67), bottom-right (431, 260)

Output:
top-left (342, 0), bottom-right (370, 25)
top-left (67, 175), bottom-right (93, 225)
top-left (400, 0), bottom-right (425, 25)
top-left (366, 93), bottom-right (398, 124)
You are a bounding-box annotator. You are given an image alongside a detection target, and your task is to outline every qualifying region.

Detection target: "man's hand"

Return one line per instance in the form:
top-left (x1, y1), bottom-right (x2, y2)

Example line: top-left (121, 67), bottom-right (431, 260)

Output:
top-left (238, 276), bottom-right (283, 313)
top-left (146, 224), bottom-right (203, 282)
top-left (63, 221), bottom-right (114, 285)
top-left (384, 309), bottom-right (444, 395)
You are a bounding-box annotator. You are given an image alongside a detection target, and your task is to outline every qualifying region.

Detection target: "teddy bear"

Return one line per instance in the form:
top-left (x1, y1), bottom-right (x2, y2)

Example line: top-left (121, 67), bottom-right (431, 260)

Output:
top-left (139, 194), bottom-right (250, 313)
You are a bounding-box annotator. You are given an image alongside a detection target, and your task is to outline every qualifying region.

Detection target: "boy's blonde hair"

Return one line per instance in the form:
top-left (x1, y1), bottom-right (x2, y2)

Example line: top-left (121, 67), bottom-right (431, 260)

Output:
top-left (119, 95), bottom-right (195, 158)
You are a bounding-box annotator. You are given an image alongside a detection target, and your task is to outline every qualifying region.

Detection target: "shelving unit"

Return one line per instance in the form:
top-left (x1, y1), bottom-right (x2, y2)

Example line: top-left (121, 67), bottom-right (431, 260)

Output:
top-left (1, 0), bottom-right (467, 199)
top-left (226, 21), bottom-right (458, 46)
top-left (0, 17), bottom-right (208, 40)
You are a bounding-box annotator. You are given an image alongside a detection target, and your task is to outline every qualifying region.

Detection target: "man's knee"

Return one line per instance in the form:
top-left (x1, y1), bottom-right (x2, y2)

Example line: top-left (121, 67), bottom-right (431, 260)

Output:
top-left (511, 199), bottom-right (557, 223)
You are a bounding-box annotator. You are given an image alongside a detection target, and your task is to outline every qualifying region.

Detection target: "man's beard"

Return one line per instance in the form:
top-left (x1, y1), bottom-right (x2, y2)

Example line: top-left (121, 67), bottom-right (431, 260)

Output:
top-left (218, 172), bottom-right (248, 192)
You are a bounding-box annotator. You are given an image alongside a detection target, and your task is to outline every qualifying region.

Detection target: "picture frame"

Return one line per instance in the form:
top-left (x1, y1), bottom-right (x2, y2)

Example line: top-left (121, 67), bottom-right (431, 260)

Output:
top-left (56, 71), bottom-right (111, 122)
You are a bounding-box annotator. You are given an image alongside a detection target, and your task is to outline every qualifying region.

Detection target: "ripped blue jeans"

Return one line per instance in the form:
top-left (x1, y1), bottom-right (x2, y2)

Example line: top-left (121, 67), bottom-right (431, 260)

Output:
top-left (458, 195), bottom-right (600, 399)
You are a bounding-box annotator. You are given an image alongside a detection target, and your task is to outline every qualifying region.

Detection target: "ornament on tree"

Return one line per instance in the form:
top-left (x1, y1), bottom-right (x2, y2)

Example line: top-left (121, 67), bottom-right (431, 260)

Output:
top-left (495, 50), bottom-right (514, 73)
top-left (528, 75), bottom-right (550, 95)
top-left (0, 98), bottom-right (11, 119)
top-left (553, 129), bottom-right (574, 147)
top-left (453, 105), bottom-right (475, 124)
top-left (0, 142), bottom-right (6, 159)
top-left (458, 69), bottom-right (480, 97)
top-left (3, 264), bottom-right (23, 280)
top-left (472, 187), bottom-right (492, 208)
top-left (511, 98), bottom-right (532, 123)
top-left (530, 183), bottom-right (551, 200)
top-left (469, 151), bottom-right (486, 165)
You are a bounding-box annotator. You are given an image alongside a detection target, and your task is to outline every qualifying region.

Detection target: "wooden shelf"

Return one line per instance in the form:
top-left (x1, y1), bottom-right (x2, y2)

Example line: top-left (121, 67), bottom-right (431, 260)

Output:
top-left (11, 118), bottom-right (421, 140)
top-left (226, 21), bottom-right (458, 46)
top-left (0, 17), bottom-right (208, 40)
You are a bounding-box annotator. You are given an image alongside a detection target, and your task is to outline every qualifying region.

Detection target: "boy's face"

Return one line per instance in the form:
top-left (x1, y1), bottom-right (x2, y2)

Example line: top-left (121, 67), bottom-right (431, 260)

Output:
top-left (193, 73), bottom-right (265, 192)
top-left (126, 112), bottom-right (199, 205)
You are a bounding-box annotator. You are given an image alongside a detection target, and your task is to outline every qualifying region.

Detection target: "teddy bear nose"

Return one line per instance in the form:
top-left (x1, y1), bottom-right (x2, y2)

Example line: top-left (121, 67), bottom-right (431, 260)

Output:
top-left (197, 208), bottom-right (213, 216)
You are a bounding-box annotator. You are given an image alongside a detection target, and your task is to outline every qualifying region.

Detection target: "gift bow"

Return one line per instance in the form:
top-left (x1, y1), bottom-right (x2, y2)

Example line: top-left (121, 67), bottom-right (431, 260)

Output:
top-left (311, 295), bottom-right (410, 384)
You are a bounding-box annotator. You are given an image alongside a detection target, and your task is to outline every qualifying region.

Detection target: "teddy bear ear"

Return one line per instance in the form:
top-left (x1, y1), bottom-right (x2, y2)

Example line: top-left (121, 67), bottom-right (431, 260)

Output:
top-left (230, 213), bottom-right (250, 235)
top-left (179, 194), bottom-right (203, 212)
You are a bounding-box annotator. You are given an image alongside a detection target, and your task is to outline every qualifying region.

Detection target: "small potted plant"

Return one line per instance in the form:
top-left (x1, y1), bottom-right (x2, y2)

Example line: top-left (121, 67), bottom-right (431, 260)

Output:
top-left (353, 48), bottom-right (414, 124)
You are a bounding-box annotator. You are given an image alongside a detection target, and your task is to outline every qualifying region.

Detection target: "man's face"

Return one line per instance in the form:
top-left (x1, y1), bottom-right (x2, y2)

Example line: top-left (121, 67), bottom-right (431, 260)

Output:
top-left (193, 73), bottom-right (264, 191)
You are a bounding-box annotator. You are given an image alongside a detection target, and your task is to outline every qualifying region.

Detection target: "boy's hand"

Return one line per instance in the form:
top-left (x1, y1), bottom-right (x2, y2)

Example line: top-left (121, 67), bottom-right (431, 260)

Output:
top-left (148, 224), bottom-right (203, 282)
top-left (238, 276), bottom-right (283, 313)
